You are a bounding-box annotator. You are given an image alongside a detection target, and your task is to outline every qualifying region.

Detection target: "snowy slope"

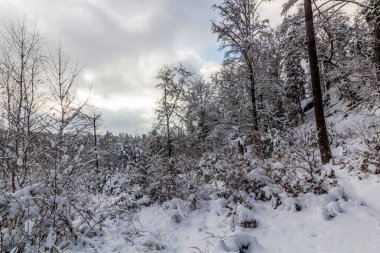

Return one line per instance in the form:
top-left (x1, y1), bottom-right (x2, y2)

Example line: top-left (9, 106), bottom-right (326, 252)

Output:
top-left (136, 171), bottom-right (380, 253)
top-left (71, 168), bottom-right (380, 253)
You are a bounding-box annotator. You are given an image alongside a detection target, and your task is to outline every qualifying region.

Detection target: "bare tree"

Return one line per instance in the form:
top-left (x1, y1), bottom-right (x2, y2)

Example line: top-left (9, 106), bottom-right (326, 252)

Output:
top-left (0, 18), bottom-right (45, 191)
top-left (45, 44), bottom-right (89, 235)
top-left (154, 65), bottom-right (190, 158)
top-left (81, 106), bottom-right (102, 172)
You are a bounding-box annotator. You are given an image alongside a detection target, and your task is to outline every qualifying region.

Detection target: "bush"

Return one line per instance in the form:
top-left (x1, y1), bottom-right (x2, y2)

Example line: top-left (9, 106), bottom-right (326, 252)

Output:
top-left (265, 128), bottom-right (336, 198)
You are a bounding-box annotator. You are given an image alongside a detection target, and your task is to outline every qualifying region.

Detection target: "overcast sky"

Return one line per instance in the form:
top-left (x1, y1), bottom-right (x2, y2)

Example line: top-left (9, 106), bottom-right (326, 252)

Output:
top-left (0, 0), bottom-right (283, 135)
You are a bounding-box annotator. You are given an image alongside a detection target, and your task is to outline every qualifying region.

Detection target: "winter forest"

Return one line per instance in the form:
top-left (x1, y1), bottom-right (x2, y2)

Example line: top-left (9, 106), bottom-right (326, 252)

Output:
top-left (0, 0), bottom-right (380, 252)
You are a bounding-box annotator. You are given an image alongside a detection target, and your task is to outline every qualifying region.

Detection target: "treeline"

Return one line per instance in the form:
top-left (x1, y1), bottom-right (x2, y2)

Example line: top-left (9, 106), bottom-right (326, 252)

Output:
top-left (138, 0), bottom-right (379, 200)
top-left (89, 0), bottom-right (380, 210)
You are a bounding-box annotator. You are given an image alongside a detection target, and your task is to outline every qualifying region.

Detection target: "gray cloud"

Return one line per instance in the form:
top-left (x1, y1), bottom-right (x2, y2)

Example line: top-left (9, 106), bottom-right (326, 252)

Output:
top-left (0, 0), bottom-right (283, 134)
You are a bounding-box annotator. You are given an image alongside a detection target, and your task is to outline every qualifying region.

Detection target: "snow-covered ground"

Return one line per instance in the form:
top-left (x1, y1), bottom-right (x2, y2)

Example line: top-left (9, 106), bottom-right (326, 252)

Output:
top-left (67, 107), bottom-right (380, 253)
top-left (72, 166), bottom-right (380, 253)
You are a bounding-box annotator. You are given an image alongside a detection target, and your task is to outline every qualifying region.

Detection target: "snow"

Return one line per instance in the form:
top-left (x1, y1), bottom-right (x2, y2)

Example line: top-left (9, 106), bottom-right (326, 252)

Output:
top-left (24, 220), bottom-right (35, 235)
top-left (212, 234), bottom-right (262, 253)
top-left (67, 167), bottom-right (380, 253)
top-left (16, 158), bottom-right (23, 167)
top-left (273, 162), bottom-right (285, 170)
top-left (46, 231), bottom-right (56, 249)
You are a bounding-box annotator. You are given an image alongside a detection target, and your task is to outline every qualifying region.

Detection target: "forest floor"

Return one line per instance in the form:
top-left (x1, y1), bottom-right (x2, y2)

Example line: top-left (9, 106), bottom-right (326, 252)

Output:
top-left (71, 164), bottom-right (380, 253)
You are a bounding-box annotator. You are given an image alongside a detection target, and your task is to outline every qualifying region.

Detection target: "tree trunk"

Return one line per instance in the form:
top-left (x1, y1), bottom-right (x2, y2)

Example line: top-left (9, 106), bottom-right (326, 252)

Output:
top-left (94, 119), bottom-right (99, 173)
top-left (303, 0), bottom-right (332, 164)
top-left (374, 0), bottom-right (380, 79)
top-left (166, 114), bottom-right (172, 158)
top-left (248, 65), bottom-right (259, 131)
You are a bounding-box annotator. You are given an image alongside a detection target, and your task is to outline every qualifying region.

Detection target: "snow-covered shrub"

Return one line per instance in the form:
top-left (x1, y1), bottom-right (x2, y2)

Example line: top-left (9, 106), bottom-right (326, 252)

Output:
top-left (265, 128), bottom-right (336, 199)
top-left (356, 120), bottom-right (380, 173)
top-left (199, 150), bottom-right (267, 201)
top-left (0, 155), bottom-right (140, 253)
top-left (140, 153), bottom-right (200, 203)
top-left (335, 60), bottom-right (379, 111)
top-left (170, 210), bottom-right (182, 224)
top-left (252, 130), bottom-right (277, 159)
top-left (147, 156), bottom-right (182, 203)
top-left (235, 205), bottom-right (257, 229)
top-left (0, 183), bottom-right (92, 252)
top-left (212, 234), bottom-right (262, 253)
top-left (318, 201), bottom-right (343, 220)
top-left (141, 235), bottom-right (166, 250)
top-left (99, 144), bottom-right (151, 195)
top-left (108, 192), bottom-right (151, 212)
top-left (102, 173), bottom-right (129, 195)
top-left (332, 118), bottom-right (380, 175)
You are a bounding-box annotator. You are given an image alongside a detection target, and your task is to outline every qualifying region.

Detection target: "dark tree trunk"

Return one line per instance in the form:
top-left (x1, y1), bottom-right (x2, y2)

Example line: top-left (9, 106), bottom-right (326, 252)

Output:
top-left (375, 23), bottom-right (380, 76)
top-left (374, 0), bottom-right (380, 79)
top-left (166, 114), bottom-right (172, 158)
top-left (94, 119), bottom-right (99, 172)
top-left (303, 0), bottom-right (332, 164)
top-left (248, 65), bottom-right (259, 131)
top-left (200, 108), bottom-right (207, 152)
